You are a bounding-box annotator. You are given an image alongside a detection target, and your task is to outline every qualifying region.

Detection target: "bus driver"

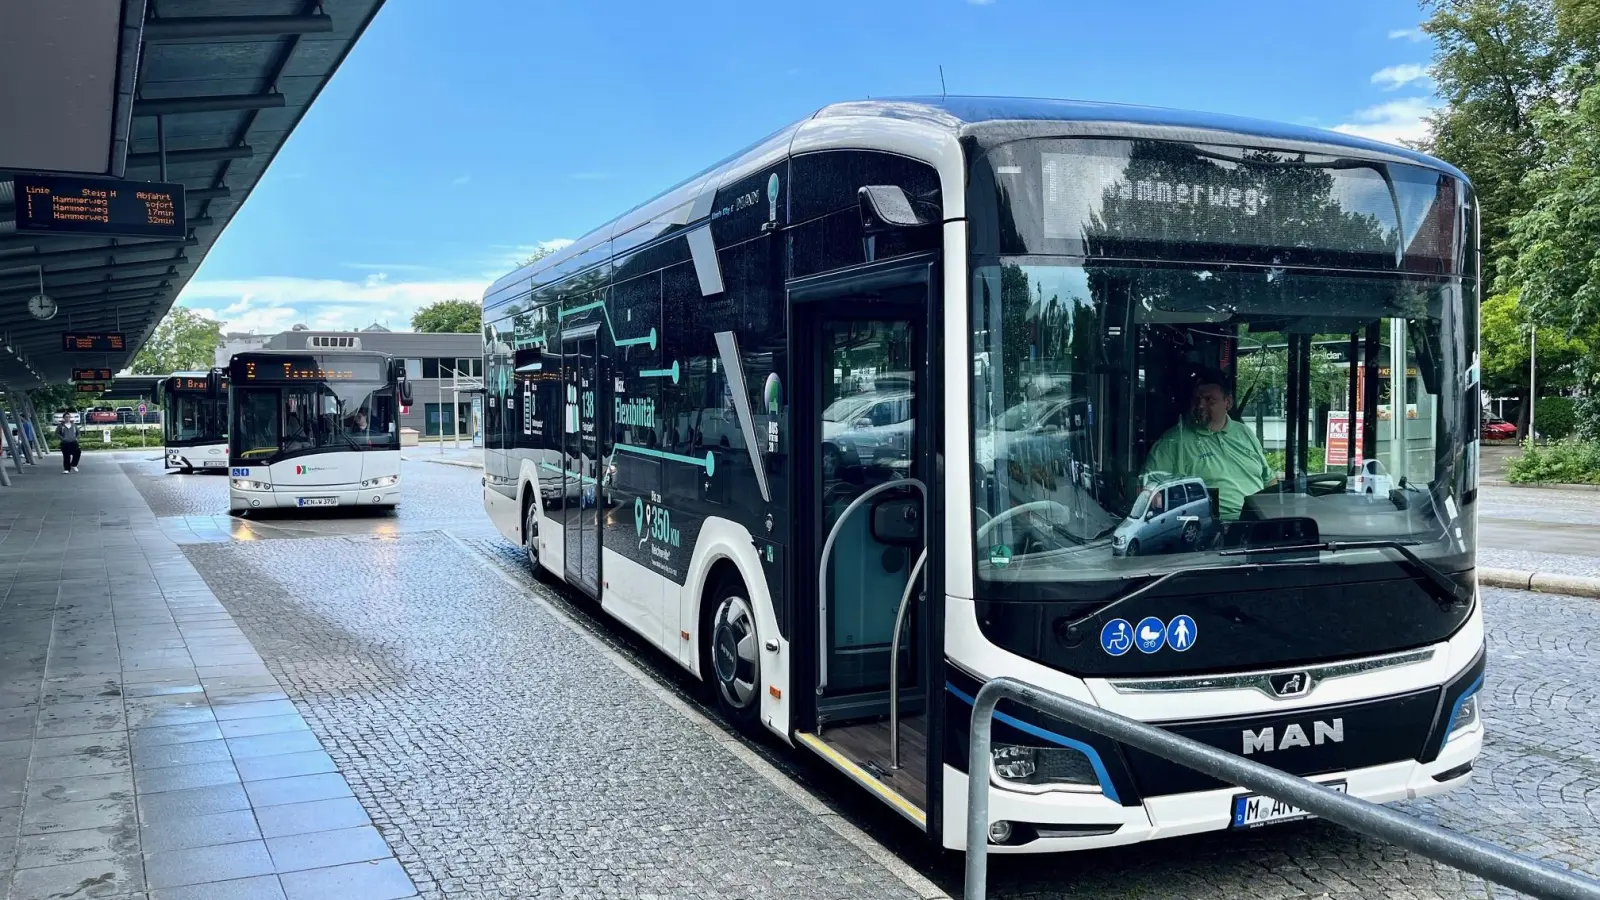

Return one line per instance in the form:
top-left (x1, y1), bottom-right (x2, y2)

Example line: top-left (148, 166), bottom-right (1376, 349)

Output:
top-left (1141, 369), bottom-right (1275, 521)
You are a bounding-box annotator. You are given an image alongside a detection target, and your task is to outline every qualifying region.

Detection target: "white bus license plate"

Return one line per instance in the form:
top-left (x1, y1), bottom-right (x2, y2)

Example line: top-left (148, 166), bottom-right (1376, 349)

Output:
top-left (202, 460), bottom-right (226, 467)
top-left (1230, 781), bottom-right (1346, 829)
top-left (297, 497), bottom-right (338, 507)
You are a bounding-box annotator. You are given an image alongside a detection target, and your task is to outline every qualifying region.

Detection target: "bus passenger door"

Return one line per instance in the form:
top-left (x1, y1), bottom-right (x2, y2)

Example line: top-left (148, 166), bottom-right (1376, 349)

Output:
top-left (563, 330), bottom-right (603, 598)
top-left (791, 262), bottom-right (938, 828)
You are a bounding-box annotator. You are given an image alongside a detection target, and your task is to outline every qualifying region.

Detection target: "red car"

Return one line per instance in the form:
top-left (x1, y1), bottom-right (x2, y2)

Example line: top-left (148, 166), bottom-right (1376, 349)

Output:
top-left (1482, 418), bottom-right (1517, 440)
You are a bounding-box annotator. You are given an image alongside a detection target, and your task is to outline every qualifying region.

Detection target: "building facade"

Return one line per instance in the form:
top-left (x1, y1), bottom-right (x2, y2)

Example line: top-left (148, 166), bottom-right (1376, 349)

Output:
top-left (228, 327), bottom-right (484, 440)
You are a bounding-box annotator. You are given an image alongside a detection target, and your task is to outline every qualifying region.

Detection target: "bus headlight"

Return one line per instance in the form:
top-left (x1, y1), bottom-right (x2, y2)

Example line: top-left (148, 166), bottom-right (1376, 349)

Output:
top-left (361, 475), bottom-right (399, 489)
top-left (991, 744), bottom-right (1100, 791)
top-left (1447, 694), bottom-right (1480, 742)
top-left (231, 478), bottom-right (272, 491)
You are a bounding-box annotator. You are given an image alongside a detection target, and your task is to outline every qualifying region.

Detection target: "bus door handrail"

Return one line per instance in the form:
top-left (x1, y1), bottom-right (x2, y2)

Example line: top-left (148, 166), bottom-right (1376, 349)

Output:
top-left (888, 548), bottom-right (927, 769)
top-left (816, 477), bottom-right (926, 696)
top-left (965, 676), bottom-right (1600, 900)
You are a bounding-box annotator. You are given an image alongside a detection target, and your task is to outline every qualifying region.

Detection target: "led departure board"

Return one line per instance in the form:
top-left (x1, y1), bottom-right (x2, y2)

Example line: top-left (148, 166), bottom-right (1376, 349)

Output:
top-left (62, 333), bottom-right (125, 352)
top-left (238, 357), bottom-right (386, 383)
top-left (72, 368), bottom-right (114, 381)
top-left (75, 383), bottom-right (107, 393)
top-left (13, 174), bottom-right (186, 239)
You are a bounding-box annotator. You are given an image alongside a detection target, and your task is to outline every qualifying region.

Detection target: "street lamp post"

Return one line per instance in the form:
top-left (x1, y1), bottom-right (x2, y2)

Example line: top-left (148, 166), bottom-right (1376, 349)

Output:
top-left (1528, 326), bottom-right (1537, 443)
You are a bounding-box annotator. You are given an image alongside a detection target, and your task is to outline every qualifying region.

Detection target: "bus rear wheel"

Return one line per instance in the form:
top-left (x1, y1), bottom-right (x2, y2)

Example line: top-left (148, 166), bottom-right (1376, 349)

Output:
top-left (706, 576), bottom-right (761, 730)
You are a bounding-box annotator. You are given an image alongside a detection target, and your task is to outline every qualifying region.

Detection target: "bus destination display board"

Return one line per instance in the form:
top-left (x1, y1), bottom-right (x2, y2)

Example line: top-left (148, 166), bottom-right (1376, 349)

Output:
top-left (13, 174), bottom-right (186, 239)
top-left (72, 368), bottom-right (114, 381)
top-left (171, 376), bottom-right (209, 391)
top-left (240, 357), bottom-right (385, 383)
top-left (62, 333), bottom-right (126, 352)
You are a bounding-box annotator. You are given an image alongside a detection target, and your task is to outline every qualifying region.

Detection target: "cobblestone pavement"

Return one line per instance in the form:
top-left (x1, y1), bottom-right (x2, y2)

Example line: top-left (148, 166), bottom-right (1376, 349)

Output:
top-left (115, 456), bottom-right (1600, 899)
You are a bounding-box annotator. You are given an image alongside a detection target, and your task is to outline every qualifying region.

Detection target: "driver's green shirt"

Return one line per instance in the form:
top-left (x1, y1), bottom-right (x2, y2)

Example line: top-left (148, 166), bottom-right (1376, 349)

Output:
top-left (1142, 418), bottom-right (1272, 520)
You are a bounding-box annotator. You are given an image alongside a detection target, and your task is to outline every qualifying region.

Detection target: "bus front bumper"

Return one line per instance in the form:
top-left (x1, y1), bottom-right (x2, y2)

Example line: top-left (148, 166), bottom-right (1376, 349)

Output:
top-left (230, 485), bottom-right (400, 511)
top-left (940, 724), bottom-right (1482, 853)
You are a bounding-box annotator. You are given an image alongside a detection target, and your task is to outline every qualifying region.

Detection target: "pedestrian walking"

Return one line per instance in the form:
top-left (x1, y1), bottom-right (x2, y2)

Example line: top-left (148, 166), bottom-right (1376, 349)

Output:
top-left (55, 412), bottom-right (81, 473)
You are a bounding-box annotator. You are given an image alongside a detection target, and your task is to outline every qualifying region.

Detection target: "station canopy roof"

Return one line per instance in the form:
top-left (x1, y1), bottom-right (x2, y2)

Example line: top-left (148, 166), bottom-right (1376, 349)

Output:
top-left (0, 0), bottom-right (386, 388)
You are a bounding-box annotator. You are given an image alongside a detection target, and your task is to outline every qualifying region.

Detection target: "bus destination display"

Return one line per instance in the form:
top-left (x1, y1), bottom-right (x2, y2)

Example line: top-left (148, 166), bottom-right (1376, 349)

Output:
top-left (172, 377), bottom-right (209, 391)
top-left (62, 333), bottom-right (126, 352)
top-left (13, 174), bottom-right (186, 239)
top-left (241, 358), bottom-right (385, 383)
top-left (72, 368), bottom-right (114, 381)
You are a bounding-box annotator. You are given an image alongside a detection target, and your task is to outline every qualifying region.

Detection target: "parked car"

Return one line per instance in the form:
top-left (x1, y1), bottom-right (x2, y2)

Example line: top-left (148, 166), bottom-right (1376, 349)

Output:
top-left (1112, 476), bottom-right (1218, 557)
top-left (1482, 417), bottom-right (1516, 440)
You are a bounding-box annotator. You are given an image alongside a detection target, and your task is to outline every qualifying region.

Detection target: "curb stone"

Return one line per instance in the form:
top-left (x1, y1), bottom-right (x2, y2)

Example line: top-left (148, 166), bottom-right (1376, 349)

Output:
top-left (1480, 567), bottom-right (1600, 599)
top-left (1481, 478), bottom-right (1600, 492)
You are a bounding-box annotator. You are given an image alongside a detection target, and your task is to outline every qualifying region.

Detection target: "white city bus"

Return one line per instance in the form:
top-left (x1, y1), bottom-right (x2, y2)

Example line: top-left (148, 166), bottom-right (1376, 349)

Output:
top-left (479, 97), bottom-right (1485, 852)
top-left (162, 369), bottom-right (229, 473)
top-left (227, 349), bottom-right (410, 512)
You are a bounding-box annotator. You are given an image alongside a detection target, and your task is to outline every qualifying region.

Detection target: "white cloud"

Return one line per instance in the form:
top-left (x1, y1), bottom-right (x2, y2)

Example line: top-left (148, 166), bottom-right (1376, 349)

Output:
top-left (342, 262), bottom-right (438, 273)
top-left (483, 238), bottom-right (575, 276)
top-left (1388, 27), bottom-right (1425, 42)
top-left (1371, 63), bottom-right (1429, 91)
top-left (175, 273), bottom-right (493, 334)
top-left (1333, 97), bottom-right (1440, 146)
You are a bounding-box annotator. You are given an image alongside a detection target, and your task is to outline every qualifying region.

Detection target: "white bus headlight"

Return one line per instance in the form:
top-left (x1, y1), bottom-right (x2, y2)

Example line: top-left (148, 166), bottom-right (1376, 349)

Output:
top-left (991, 744), bottom-right (1099, 790)
top-left (1448, 694), bottom-right (1480, 742)
top-left (361, 475), bottom-right (399, 488)
top-left (231, 478), bottom-right (272, 491)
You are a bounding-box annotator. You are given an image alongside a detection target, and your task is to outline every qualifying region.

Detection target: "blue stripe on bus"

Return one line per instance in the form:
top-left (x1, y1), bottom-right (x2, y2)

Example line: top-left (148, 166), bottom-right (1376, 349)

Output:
top-left (945, 681), bottom-right (1121, 804)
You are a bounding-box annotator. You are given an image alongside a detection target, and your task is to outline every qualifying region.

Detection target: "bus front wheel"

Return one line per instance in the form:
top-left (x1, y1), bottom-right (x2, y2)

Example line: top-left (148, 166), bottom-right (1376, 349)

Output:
top-left (523, 501), bottom-right (541, 576)
top-left (706, 576), bottom-right (761, 730)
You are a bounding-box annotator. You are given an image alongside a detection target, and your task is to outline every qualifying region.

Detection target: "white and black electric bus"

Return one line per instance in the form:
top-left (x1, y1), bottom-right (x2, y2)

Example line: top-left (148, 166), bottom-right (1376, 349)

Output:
top-left (227, 349), bottom-right (410, 512)
top-left (162, 369), bottom-right (229, 472)
top-left (480, 97), bottom-right (1484, 852)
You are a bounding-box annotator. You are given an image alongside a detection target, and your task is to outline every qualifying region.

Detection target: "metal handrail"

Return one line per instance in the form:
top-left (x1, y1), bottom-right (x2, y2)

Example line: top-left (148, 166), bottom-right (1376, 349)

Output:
top-left (965, 676), bottom-right (1600, 900)
top-left (816, 477), bottom-right (925, 694)
top-left (887, 548), bottom-right (927, 769)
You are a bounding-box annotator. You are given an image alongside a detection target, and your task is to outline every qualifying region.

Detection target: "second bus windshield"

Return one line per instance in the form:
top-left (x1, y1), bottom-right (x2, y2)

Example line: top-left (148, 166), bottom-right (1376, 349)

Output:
top-left (234, 382), bottom-right (396, 461)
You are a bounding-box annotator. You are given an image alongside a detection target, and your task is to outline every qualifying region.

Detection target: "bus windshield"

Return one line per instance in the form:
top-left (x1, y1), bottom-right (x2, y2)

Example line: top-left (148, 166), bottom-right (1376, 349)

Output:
top-left (164, 391), bottom-right (224, 445)
top-left (232, 381), bottom-right (397, 462)
top-left (968, 138), bottom-right (1478, 595)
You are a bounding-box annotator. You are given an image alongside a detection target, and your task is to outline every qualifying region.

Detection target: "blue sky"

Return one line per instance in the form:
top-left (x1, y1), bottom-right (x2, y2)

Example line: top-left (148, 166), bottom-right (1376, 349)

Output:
top-left (178, 0), bottom-right (1440, 334)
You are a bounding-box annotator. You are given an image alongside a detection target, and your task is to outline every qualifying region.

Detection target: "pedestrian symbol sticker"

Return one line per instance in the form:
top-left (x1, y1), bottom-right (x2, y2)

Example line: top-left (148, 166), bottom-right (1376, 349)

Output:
top-left (1165, 615), bottom-right (1196, 652)
top-left (1135, 617), bottom-right (1166, 654)
top-left (1100, 619), bottom-right (1132, 657)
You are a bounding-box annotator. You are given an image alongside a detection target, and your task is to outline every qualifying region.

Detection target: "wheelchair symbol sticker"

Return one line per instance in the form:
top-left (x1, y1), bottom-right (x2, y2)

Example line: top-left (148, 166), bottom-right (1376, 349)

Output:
top-left (1100, 619), bottom-right (1133, 657)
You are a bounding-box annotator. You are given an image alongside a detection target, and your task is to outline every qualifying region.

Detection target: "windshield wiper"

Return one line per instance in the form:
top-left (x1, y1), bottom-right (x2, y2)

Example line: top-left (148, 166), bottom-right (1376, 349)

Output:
top-left (1219, 539), bottom-right (1472, 608)
top-left (1066, 563), bottom-right (1248, 630)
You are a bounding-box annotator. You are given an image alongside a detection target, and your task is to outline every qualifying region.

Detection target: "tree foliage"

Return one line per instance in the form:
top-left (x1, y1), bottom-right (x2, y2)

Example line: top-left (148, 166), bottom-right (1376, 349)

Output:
top-left (1420, 0), bottom-right (1571, 271)
top-left (410, 298), bottom-right (483, 334)
top-left (519, 244), bottom-right (558, 269)
top-left (131, 306), bottom-right (223, 376)
top-left (29, 383), bottom-right (90, 416)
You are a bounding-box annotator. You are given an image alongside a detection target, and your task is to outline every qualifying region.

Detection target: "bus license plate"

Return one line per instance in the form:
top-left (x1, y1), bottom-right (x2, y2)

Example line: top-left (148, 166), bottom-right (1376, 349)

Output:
top-left (297, 497), bottom-right (338, 507)
top-left (202, 460), bottom-right (226, 467)
top-left (1230, 781), bottom-right (1346, 829)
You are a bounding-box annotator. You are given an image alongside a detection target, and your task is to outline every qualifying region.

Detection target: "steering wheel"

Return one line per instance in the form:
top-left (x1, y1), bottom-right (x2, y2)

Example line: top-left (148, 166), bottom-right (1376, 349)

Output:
top-left (1302, 472), bottom-right (1347, 497)
top-left (976, 499), bottom-right (1075, 541)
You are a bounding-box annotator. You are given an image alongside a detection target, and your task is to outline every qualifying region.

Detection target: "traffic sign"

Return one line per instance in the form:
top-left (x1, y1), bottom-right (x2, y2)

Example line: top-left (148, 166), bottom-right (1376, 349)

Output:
top-left (137, 402), bottom-right (148, 415)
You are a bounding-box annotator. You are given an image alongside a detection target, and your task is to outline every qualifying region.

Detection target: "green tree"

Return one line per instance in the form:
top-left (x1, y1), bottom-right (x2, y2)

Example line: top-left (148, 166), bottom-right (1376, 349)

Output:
top-left (131, 306), bottom-right (223, 375)
top-left (29, 383), bottom-right (92, 416)
top-left (411, 298), bottom-right (483, 333)
top-left (1419, 0), bottom-right (1572, 273)
top-left (1480, 290), bottom-right (1593, 435)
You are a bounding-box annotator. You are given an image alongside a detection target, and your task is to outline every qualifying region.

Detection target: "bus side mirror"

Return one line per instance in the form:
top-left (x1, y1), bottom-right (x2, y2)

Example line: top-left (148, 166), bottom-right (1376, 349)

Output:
top-left (858, 185), bottom-right (937, 232)
top-left (398, 381), bottom-right (413, 407)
